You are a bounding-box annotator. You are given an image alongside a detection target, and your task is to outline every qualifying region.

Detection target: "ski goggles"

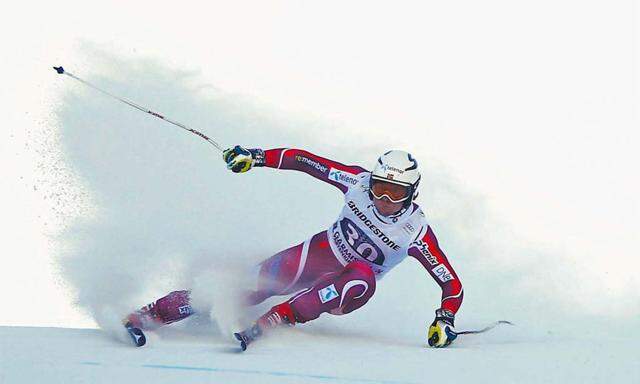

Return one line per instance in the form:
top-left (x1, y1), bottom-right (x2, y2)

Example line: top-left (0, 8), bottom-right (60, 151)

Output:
top-left (370, 179), bottom-right (412, 203)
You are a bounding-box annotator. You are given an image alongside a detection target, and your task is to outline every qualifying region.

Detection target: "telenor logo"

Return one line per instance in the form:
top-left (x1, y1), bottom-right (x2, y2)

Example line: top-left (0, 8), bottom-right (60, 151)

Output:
top-left (328, 168), bottom-right (358, 186)
top-left (381, 163), bottom-right (405, 174)
top-left (318, 284), bottom-right (339, 303)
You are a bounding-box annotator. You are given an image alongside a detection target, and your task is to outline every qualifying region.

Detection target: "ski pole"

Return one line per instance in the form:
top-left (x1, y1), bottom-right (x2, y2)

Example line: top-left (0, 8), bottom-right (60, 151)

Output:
top-left (52, 66), bottom-right (224, 152)
top-left (455, 320), bottom-right (513, 336)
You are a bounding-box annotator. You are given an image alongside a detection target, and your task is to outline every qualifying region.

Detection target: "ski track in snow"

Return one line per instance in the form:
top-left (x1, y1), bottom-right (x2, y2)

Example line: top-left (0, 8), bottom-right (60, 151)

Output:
top-left (1, 326), bottom-right (637, 384)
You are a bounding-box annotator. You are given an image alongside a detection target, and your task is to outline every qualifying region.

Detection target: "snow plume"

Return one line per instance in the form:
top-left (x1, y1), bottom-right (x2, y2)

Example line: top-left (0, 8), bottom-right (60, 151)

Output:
top-left (49, 47), bottom-right (346, 338)
top-left (50, 47), bottom-right (638, 344)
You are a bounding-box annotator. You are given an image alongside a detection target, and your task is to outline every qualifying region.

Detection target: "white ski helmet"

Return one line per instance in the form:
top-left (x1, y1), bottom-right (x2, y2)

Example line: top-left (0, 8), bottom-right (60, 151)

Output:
top-left (370, 150), bottom-right (421, 210)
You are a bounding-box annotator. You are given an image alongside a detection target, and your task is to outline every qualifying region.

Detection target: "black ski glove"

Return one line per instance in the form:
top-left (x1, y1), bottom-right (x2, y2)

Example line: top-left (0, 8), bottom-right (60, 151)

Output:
top-left (428, 308), bottom-right (457, 348)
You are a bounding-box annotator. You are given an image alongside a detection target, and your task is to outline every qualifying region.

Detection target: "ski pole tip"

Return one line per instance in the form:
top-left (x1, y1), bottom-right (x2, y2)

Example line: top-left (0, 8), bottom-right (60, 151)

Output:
top-left (53, 66), bottom-right (65, 74)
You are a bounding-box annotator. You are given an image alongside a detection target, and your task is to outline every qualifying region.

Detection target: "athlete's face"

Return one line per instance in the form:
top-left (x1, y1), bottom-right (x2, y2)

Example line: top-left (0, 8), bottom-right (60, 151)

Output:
top-left (373, 196), bottom-right (405, 217)
top-left (370, 179), bottom-right (411, 216)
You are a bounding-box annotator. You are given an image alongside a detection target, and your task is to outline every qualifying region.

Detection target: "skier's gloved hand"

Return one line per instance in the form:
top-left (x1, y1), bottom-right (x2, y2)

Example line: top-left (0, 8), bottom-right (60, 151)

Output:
top-left (222, 145), bottom-right (265, 173)
top-left (428, 308), bottom-right (457, 348)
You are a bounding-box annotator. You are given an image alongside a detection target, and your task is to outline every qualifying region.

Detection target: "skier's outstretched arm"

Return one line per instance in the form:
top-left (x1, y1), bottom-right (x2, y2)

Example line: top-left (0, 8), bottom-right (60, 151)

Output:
top-left (408, 225), bottom-right (463, 314)
top-left (223, 145), bottom-right (367, 193)
top-left (408, 225), bottom-right (463, 347)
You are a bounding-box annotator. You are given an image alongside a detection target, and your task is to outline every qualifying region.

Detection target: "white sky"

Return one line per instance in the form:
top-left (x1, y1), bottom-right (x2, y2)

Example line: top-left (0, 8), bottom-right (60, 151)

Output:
top-left (1, 0), bottom-right (638, 327)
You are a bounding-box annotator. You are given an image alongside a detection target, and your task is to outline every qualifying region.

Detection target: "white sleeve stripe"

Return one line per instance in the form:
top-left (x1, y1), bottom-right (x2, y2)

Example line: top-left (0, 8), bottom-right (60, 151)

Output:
top-left (289, 287), bottom-right (313, 304)
top-left (283, 237), bottom-right (310, 293)
top-left (277, 149), bottom-right (290, 169)
top-left (441, 289), bottom-right (463, 303)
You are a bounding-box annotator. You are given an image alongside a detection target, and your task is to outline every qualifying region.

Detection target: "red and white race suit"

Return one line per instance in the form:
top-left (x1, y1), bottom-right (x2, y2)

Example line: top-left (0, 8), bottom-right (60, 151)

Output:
top-left (126, 147), bottom-right (464, 330)
top-left (259, 148), bottom-right (464, 314)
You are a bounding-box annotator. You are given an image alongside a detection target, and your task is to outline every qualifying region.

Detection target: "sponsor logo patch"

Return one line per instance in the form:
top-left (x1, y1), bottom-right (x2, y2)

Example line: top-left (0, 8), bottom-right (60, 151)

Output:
top-left (402, 222), bottom-right (415, 235)
top-left (178, 305), bottom-right (192, 315)
top-left (347, 201), bottom-right (400, 251)
top-left (431, 264), bottom-right (454, 283)
top-left (328, 167), bottom-right (359, 187)
top-left (340, 217), bottom-right (386, 265)
top-left (381, 163), bottom-right (405, 174)
top-left (295, 155), bottom-right (328, 173)
top-left (318, 284), bottom-right (339, 303)
top-left (414, 240), bottom-right (438, 266)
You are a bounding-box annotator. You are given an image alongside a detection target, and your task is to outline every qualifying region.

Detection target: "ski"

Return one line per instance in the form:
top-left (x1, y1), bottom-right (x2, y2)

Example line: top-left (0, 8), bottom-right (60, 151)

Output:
top-left (455, 320), bottom-right (513, 336)
top-left (124, 322), bottom-right (146, 347)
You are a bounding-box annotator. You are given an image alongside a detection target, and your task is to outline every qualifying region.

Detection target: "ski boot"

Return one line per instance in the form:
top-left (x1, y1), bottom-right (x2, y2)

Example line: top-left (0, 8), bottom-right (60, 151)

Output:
top-left (122, 304), bottom-right (161, 347)
top-left (234, 302), bottom-right (296, 351)
top-left (123, 321), bottom-right (146, 347)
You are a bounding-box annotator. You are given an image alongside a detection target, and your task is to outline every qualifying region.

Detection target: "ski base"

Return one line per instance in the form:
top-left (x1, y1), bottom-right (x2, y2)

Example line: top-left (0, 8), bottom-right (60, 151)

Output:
top-left (124, 322), bottom-right (146, 347)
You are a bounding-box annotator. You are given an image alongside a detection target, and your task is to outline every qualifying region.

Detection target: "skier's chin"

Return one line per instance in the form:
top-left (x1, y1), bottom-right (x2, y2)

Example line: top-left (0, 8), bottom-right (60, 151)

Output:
top-left (373, 199), bottom-right (404, 217)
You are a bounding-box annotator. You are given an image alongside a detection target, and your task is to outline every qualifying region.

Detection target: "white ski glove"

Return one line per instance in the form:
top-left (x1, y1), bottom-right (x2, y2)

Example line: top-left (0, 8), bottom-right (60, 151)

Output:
top-left (428, 308), bottom-right (458, 348)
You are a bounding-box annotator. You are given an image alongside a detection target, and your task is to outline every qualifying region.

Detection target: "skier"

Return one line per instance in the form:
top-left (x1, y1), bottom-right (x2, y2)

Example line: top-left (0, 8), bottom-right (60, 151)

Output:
top-left (124, 146), bottom-right (463, 349)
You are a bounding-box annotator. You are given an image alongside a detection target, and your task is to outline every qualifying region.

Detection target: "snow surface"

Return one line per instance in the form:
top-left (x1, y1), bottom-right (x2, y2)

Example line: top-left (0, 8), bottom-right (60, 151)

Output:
top-left (1, 325), bottom-right (636, 384)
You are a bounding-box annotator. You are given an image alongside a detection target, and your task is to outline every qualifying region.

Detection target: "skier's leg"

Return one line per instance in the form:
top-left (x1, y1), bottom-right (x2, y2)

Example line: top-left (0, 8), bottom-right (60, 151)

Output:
top-left (289, 261), bottom-right (376, 323)
top-left (235, 261), bottom-right (375, 350)
top-left (125, 290), bottom-right (193, 330)
top-left (256, 260), bottom-right (376, 328)
top-left (246, 231), bottom-right (341, 306)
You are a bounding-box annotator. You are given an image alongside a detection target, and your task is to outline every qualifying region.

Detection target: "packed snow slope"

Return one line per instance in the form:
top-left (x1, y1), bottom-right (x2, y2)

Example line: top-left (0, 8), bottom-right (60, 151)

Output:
top-left (1, 325), bottom-right (636, 384)
top-left (33, 49), bottom-right (638, 383)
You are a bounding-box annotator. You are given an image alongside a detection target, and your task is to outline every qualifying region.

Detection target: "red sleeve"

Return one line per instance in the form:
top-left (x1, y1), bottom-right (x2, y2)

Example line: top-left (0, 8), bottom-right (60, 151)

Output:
top-left (262, 148), bottom-right (368, 193)
top-left (407, 226), bottom-right (463, 314)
